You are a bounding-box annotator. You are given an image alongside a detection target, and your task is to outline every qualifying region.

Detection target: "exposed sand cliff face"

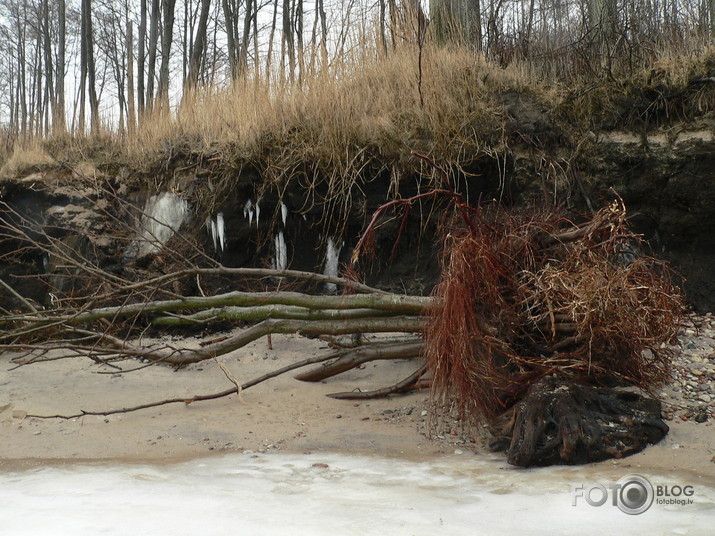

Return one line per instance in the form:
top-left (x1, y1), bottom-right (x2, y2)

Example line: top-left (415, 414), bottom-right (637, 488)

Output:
top-left (580, 129), bottom-right (715, 313)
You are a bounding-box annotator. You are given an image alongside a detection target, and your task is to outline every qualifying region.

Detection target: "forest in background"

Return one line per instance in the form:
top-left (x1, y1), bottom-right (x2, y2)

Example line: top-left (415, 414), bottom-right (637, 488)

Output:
top-left (1, 0), bottom-right (715, 146)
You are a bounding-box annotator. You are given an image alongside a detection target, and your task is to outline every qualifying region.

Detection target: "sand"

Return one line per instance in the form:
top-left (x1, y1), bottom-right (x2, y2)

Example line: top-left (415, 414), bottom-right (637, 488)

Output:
top-left (1, 329), bottom-right (714, 485)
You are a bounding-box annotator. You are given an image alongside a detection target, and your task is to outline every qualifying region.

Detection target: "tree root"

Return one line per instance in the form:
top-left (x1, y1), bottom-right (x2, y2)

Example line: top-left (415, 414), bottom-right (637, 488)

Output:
top-left (491, 374), bottom-right (669, 467)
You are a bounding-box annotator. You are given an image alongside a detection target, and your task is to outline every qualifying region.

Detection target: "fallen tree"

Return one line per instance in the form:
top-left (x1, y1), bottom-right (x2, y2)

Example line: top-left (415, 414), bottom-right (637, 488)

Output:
top-left (0, 172), bottom-right (684, 467)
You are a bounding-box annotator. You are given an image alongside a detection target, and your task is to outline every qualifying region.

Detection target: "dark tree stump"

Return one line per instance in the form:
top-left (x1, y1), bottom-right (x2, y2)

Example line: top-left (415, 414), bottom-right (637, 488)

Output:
top-left (491, 375), bottom-right (669, 467)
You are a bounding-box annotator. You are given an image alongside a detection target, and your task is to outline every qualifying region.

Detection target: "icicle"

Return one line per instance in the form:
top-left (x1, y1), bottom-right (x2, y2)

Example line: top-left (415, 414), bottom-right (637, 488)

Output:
top-left (254, 202), bottom-right (260, 227)
top-left (243, 200), bottom-right (254, 226)
top-left (274, 231), bottom-right (287, 271)
top-left (323, 237), bottom-right (343, 293)
top-left (216, 213), bottom-right (226, 252)
top-left (210, 219), bottom-right (218, 251)
top-left (281, 203), bottom-right (288, 227)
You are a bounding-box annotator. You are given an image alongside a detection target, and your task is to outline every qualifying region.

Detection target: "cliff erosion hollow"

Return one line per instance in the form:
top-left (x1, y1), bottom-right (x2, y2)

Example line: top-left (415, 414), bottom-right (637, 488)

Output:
top-left (0, 125), bottom-right (713, 314)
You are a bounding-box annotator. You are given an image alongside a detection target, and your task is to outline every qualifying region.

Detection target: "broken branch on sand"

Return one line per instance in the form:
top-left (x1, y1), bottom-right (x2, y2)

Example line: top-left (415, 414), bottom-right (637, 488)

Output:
top-left (26, 353), bottom-right (340, 420)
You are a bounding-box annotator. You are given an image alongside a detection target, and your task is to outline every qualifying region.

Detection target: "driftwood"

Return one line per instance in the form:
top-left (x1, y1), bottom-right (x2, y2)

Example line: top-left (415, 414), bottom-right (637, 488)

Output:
top-left (490, 374), bottom-right (669, 467)
top-left (295, 341), bottom-right (423, 381)
top-left (326, 362), bottom-right (429, 399)
top-left (26, 353), bottom-right (340, 420)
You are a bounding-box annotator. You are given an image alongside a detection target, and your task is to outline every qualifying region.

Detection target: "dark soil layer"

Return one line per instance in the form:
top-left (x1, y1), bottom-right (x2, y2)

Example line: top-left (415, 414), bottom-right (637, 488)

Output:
top-left (582, 133), bottom-right (715, 312)
top-left (1, 128), bottom-right (714, 312)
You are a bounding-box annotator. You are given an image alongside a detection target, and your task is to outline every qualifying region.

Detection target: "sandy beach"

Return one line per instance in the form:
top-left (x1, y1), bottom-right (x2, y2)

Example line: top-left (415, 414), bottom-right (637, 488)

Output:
top-left (1, 321), bottom-right (714, 486)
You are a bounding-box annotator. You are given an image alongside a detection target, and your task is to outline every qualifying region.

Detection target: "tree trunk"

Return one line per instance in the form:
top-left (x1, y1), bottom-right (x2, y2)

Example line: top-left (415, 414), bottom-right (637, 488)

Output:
top-left (185, 0), bottom-right (211, 90)
top-left (157, 0), bottom-right (177, 106)
top-left (146, 0), bottom-right (160, 111)
top-left (41, 0), bottom-right (54, 137)
top-left (81, 0), bottom-right (100, 133)
top-left (54, 0), bottom-right (66, 133)
top-left (127, 20), bottom-right (136, 136)
top-left (222, 0), bottom-right (239, 80)
top-left (240, 0), bottom-right (254, 75)
top-left (430, 0), bottom-right (482, 47)
top-left (138, 0), bottom-right (147, 115)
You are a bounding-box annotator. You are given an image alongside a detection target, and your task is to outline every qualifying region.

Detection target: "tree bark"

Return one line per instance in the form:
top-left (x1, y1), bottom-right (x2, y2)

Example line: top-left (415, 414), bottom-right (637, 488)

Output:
top-left (138, 0), bottom-right (147, 115)
top-left (152, 304), bottom-right (401, 326)
top-left (185, 0), bottom-right (211, 90)
top-left (146, 0), bottom-right (159, 111)
top-left (295, 341), bottom-right (423, 381)
top-left (430, 0), bottom-right (482, 47)
top-left (19, 291), bottom-right (429, 327)
top-left (157, 0), bottom-right (177, 106)
top-left (54, 0), bottom-right (66, 133)
top-left (222, 0), bottom-right (239, 79)
top-left (95, 316), bottom-right (426, 365)
top-left (126, 20), bottom-right (136, 135)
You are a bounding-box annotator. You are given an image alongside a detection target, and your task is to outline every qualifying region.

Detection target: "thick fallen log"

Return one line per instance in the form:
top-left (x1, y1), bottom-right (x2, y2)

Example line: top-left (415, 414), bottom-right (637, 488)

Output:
top-left (0, 292), bottom-right (431, 343)
top-left (93, 316), bottom-right (426, 365)
top-left (105, 267), bottom-right (389, 297)
top-left (152, 305), bottom-right (399, 326)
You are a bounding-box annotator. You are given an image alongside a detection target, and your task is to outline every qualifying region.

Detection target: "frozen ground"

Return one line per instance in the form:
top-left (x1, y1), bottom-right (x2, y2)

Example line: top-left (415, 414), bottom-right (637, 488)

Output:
top-left (0, 452), bottom-right (713, 536)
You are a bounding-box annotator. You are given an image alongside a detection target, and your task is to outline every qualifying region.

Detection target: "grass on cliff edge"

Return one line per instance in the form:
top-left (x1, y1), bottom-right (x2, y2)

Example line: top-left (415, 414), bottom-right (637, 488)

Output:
top-left (5, 41), bottom-right (715, 210)
top-left (1, 45), bottom-right (554, 197)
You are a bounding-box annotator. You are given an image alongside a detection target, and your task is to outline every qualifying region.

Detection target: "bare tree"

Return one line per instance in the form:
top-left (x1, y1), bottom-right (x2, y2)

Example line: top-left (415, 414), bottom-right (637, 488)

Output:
top-left (157, 0), bottom-right (177, 106)
top-left (146, 0), bottom-right (160, 111)
top-left (185, 0), bottom-right (212, 89)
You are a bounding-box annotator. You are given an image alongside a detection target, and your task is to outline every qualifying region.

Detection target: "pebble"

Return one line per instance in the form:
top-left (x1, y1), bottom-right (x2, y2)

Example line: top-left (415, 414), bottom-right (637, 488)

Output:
top-left (667, 314), bottom-right (715, 421)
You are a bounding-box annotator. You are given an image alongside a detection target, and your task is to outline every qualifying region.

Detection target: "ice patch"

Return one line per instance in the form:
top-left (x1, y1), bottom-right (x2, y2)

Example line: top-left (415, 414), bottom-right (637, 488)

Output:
top-left (0, 453), bottom-right (712, 536)
top-left (323, 237), bottom-right (343, 293)
top-left (133, 192), bottom-right (190, 258)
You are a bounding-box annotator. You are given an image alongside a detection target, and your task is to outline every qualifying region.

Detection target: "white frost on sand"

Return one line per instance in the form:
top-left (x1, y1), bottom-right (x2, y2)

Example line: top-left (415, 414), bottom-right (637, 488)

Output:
top-left (0, 453), bottom-right (712, 536)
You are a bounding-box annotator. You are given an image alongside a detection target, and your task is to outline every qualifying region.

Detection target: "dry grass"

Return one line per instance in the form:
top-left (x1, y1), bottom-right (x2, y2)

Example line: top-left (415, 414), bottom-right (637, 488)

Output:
top-left (118, 44), bottom-right (550, 217)
top-left (0, 143), bottom-right (57, 179)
